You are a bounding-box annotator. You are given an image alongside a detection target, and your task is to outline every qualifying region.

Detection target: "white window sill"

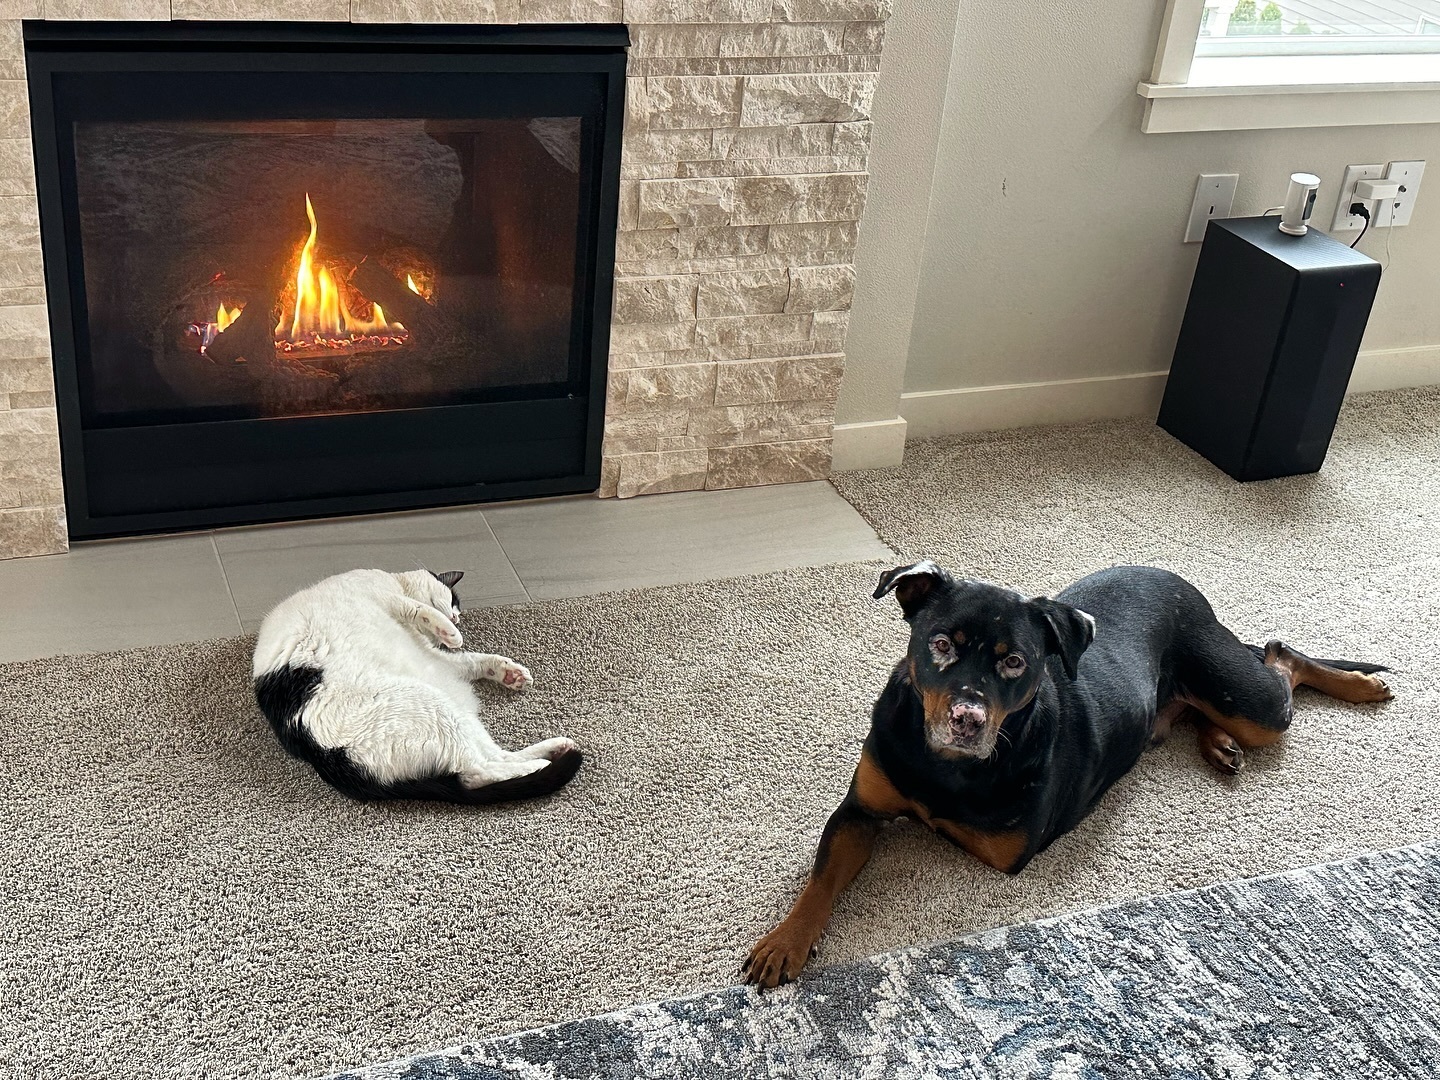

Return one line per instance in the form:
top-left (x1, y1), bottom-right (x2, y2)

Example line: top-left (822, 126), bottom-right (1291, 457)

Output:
top-left (1138, 54), bottom-right (1440, 133)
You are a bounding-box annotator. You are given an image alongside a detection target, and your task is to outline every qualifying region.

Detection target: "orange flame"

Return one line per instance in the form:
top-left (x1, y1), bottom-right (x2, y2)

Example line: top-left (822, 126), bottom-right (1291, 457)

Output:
top-left (275, 194), bottom-right (402, 344)
top-left (216, 302), bottom-right (242, 331)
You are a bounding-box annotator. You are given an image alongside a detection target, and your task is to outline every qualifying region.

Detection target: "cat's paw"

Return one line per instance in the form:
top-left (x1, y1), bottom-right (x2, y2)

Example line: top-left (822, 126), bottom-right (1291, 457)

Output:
top-left (417, 608), bottom-right (464, 650)
top-left (494, 661), bottom-right (532, 690)
top-left (520, 737), bottom-right (580, 762)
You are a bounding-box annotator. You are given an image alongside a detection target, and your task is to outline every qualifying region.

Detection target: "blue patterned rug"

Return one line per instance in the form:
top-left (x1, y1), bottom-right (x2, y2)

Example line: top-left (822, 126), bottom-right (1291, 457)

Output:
top-left (329, 842), bottom-right (1440, 1079)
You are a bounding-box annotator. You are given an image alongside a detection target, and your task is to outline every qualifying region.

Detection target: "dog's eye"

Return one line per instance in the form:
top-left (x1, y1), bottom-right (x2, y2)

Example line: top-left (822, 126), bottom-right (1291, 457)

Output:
top-left (928, 634), bottom-right (957, 670)
top-left (999, 653), bottom-right (1027, 677)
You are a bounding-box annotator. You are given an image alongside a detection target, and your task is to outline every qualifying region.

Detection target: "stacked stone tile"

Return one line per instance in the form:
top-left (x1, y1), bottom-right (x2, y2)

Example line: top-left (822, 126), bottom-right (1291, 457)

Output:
top-left (0, 0), bottom-right (888, 555)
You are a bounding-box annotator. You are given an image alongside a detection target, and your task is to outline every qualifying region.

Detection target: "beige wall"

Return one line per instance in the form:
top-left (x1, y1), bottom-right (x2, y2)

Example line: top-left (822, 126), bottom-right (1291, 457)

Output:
top-left (835, 0), bottom-right (960, 427)
top-left (840, 0), bottom-right (1440, 437)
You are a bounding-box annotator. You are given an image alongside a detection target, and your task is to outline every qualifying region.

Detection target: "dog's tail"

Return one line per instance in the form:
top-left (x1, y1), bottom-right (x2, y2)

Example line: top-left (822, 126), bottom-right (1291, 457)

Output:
top-left (1244, 642), bottom-right (1389, 675)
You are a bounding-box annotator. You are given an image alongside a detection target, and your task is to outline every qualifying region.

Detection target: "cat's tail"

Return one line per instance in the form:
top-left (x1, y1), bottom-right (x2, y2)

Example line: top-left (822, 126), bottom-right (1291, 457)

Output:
top-left (379, 749), bottom-right (584, 805)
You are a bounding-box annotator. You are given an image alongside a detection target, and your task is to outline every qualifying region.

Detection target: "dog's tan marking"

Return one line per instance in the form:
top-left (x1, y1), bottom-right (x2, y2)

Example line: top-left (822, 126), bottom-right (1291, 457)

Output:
top-left (1182, 695), bottom-right (1287, 748)
top-left (930, 821), bottom-right (1029, 873)
top-left (1197, 720), bottom-right (1245, 775)
top-left (994, 642), bottom-right (1008, 655)
top-left (1265, 640), bottom-right (1392, 703)
top-left (745, 754), bottom-right (902, 988)
top-left (743, 816), bottom-right (878, 988)
top-left (854, 750), bottom-right (914, 817)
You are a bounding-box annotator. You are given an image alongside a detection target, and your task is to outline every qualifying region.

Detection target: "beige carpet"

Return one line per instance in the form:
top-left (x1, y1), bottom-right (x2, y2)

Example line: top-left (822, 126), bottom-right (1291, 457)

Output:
top-left (3, 388), bottom-right (1437, 1079)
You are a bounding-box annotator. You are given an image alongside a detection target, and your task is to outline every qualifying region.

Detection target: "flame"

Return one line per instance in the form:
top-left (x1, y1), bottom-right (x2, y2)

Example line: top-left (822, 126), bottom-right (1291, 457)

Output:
top-left (215, 302), bottom-right (242, 331)
top-left (274, 193), bottom-right (403, 345)
top-left (406, 274), bottom-right (420, 295)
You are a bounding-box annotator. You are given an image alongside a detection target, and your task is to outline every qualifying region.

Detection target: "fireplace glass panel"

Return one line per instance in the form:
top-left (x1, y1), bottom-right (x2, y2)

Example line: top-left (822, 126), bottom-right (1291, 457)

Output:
top-left (74, 116), bottom-right (584, 425)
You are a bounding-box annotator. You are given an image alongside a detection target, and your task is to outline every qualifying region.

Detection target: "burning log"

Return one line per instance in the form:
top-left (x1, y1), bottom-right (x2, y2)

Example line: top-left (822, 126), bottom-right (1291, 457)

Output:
top-left (349, 260), bottom-right (452, 342)
top-left (205, 301), bottom-right (275, 365)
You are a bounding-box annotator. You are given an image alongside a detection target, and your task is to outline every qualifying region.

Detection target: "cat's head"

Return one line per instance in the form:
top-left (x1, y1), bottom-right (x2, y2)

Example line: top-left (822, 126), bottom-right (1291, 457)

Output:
top-left (396, 569), bottom-right (464, 621)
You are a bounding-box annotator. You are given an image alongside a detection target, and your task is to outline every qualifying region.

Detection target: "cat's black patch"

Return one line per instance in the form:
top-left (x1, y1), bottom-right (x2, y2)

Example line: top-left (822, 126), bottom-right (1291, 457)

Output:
top-left (253, 664), bottom-right (387, 800)
top-left (431, 569), bottom-right (464, 612)
top-left (253, 663), bottom-right (583, 805)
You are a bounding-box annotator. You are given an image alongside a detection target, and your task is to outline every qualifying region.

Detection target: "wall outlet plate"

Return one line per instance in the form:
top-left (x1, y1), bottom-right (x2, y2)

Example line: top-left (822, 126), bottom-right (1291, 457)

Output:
top-left (1377, 159), bottom-right (1425, 227)
top-left (1184, 173), bottom-right (1238, 243)
top-left (1331, 163), bottom-right (1385, 231)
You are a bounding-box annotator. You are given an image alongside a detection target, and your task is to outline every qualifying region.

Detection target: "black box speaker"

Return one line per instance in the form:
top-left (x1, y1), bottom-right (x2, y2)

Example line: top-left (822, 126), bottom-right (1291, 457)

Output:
top-left (1157, 216), bottom-right (1380, 482)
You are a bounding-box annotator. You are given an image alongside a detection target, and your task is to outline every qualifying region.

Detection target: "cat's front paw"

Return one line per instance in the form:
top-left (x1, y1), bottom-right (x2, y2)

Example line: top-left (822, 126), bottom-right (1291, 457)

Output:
top-left (495, 661), bottom-right (532, 690)
top-left (417, 608), bottom-right (464, 650)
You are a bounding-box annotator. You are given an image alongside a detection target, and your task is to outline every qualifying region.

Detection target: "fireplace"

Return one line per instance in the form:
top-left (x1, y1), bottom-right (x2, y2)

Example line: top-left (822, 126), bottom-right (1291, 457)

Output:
top-left (26, 22), bottom-right (625, 538)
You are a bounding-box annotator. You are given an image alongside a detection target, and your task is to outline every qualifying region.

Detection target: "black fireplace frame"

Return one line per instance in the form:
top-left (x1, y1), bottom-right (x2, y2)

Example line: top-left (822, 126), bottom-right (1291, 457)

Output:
top-left (26, 20), bottom-right (626, 539)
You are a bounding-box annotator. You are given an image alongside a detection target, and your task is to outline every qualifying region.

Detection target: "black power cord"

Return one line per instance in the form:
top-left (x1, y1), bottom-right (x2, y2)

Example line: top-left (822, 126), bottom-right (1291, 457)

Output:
top-left (1349, 203), bottom-right (1372, 248)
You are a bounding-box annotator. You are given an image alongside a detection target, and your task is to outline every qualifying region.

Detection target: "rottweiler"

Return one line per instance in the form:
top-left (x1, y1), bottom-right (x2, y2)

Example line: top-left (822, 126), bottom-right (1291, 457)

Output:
top-left (743, 562), bottom-right (1392, 988)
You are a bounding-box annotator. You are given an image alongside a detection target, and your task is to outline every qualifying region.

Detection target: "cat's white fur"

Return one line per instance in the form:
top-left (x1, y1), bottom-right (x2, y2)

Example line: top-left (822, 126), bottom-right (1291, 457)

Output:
top-left (252, 569), bottom-right (576, 789)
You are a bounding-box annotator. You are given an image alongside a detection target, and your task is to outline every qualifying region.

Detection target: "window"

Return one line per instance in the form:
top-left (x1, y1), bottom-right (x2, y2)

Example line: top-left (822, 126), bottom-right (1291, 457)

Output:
top-left (1140, 0), bottom-right (1440, 132)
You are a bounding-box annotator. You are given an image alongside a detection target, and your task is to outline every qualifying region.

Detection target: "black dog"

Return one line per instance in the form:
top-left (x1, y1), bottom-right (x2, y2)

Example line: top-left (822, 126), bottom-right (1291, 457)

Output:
top-left (744, 562), bottom-right (1392, 988)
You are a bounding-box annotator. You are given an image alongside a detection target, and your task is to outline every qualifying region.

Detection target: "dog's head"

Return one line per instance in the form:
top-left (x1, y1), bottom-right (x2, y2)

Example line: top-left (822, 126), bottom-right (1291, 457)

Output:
top-left (874, 561), bottom-right (1095, 760)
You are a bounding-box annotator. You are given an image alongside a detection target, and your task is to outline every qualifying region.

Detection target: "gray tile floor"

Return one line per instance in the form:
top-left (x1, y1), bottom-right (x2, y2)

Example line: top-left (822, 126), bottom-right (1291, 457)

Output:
top-left (0, 482), bottom-right (891, 663)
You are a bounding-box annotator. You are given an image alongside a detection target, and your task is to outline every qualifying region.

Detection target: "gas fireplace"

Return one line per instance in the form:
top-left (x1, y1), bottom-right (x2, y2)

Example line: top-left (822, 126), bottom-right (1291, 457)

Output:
top-left (27, 22), bottom-right (624, 538)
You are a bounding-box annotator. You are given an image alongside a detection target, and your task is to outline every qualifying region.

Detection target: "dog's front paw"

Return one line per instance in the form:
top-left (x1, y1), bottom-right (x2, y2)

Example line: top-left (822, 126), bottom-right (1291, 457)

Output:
top-left (743, 920), bottom-right (820, 989)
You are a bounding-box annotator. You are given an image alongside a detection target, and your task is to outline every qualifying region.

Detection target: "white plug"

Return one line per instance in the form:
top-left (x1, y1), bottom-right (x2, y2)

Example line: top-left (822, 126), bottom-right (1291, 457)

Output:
top-left (1355, 178), bottom-right (1402, 202)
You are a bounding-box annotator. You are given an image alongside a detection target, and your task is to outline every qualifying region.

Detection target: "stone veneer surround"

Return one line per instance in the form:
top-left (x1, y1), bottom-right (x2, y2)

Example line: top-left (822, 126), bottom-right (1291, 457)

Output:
top-left (0, 0), bottom-right (889, 558)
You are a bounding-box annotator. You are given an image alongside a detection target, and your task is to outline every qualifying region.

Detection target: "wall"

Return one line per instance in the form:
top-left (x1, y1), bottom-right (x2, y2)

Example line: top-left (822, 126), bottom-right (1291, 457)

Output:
top-left (837, 0), bottom-right (1440, 448)
top-left (831, 0), bottom-right (960, 466)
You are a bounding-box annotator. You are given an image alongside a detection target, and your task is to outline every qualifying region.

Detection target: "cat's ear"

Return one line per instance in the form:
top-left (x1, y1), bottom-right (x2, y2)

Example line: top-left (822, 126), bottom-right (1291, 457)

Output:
top-left (432, 570), bottom-right (464, 589)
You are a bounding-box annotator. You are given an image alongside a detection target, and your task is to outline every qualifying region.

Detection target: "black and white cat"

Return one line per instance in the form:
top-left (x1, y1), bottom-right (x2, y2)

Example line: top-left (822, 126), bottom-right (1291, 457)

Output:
top-left (252, 568), bottom-right (582, 803)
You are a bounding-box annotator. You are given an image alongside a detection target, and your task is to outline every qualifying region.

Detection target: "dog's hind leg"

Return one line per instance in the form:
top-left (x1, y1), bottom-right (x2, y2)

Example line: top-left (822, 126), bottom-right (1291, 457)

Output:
top-left (1177, 624), bottom-right (1297, 753)
top-left (1260, 641), bottom-right (1392, 704)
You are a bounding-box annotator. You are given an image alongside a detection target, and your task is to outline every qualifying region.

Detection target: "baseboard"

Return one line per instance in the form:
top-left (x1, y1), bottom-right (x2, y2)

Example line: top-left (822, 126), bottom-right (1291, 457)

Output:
top-left (831, 416), bottom-right (908, 470)
top-left (896, 347), bottom-right (1440, 439)
top-left (1347, 345), bottom-right (1440, 394)
top-left (899, 371), bottom-right (1168, 438)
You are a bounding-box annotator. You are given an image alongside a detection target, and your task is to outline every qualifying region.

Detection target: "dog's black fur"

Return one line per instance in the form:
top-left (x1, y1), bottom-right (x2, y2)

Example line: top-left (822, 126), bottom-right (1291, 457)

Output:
top-left (744, 562), bottom-right (1392, 988)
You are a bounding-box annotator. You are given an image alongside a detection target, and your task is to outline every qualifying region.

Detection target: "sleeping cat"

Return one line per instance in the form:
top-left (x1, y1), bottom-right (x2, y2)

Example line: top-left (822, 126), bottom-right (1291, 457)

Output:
top-left (252, 568), bottom-right (582, 804)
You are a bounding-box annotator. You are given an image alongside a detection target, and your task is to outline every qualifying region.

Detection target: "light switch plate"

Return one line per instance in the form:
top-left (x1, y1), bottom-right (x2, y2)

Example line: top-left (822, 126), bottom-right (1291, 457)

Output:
top-left (1184, 173), bottom-right (1238, 243)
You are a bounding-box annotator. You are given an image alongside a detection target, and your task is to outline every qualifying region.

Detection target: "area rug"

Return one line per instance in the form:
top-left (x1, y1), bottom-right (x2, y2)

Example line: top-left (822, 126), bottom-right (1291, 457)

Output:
top-left (1, 390), bottom-right (1436, 1078)
top-left (328, 840), bottom-right (1440, 1079)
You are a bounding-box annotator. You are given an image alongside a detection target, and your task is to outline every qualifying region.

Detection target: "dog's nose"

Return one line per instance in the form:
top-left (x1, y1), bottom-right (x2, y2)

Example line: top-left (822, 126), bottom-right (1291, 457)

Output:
top-left (949, 700), bottom-right (987, 728)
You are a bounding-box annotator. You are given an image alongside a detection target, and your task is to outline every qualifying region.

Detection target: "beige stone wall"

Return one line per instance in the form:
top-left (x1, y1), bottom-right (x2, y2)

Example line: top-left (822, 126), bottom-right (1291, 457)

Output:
top-left (0, 0), bottom-right (889, 555)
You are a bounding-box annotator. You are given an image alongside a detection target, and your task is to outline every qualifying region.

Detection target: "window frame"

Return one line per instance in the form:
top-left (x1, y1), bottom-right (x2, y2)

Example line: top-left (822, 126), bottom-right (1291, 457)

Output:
top-left (1140, 0), bottom-right (1440, 133)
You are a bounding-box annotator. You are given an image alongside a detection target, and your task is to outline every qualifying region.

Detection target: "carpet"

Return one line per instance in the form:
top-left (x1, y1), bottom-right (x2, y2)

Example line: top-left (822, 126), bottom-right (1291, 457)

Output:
top-left (2, 389), bottom-right (1436, 1078)
top-left (328, 840), bottom-right (1440, 1079)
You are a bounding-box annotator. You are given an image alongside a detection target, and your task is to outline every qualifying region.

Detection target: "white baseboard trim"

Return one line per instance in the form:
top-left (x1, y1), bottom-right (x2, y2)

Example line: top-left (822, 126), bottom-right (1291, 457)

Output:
top-left (830, 416), bottom-right (909, 470)
top-left (896, 347), bottom-right (1440, 439)
top-left (900, 371), bottom-right (1168, 438)
top-left (1347, 345), bottom-right (1440, 394)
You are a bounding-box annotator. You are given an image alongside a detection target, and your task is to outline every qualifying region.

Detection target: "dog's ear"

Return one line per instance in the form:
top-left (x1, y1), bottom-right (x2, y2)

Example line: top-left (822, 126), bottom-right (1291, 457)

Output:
top-left (432, 570), bottom-right (464, 589)
top-left (1030, 597), bottom-right (1095, 680)
top-left (874, 560), bottom-right (948, 620)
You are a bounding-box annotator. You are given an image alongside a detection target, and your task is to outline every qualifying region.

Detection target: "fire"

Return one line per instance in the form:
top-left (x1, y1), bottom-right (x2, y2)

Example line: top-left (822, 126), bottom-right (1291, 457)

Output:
top-left (189, 194), bottom-right (415, 360)
top-left (274, 194), bottom-right (405, 348)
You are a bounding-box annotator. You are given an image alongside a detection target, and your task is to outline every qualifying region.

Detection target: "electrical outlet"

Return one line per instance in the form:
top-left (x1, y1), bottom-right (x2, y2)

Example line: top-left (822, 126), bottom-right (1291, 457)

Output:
top-left (1184, 173), bottom-right (1238, 243)
top-left (1375, 159), bottom-right (1425, 228)
top-left (1331, 163), bottom-right (1385, 231)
